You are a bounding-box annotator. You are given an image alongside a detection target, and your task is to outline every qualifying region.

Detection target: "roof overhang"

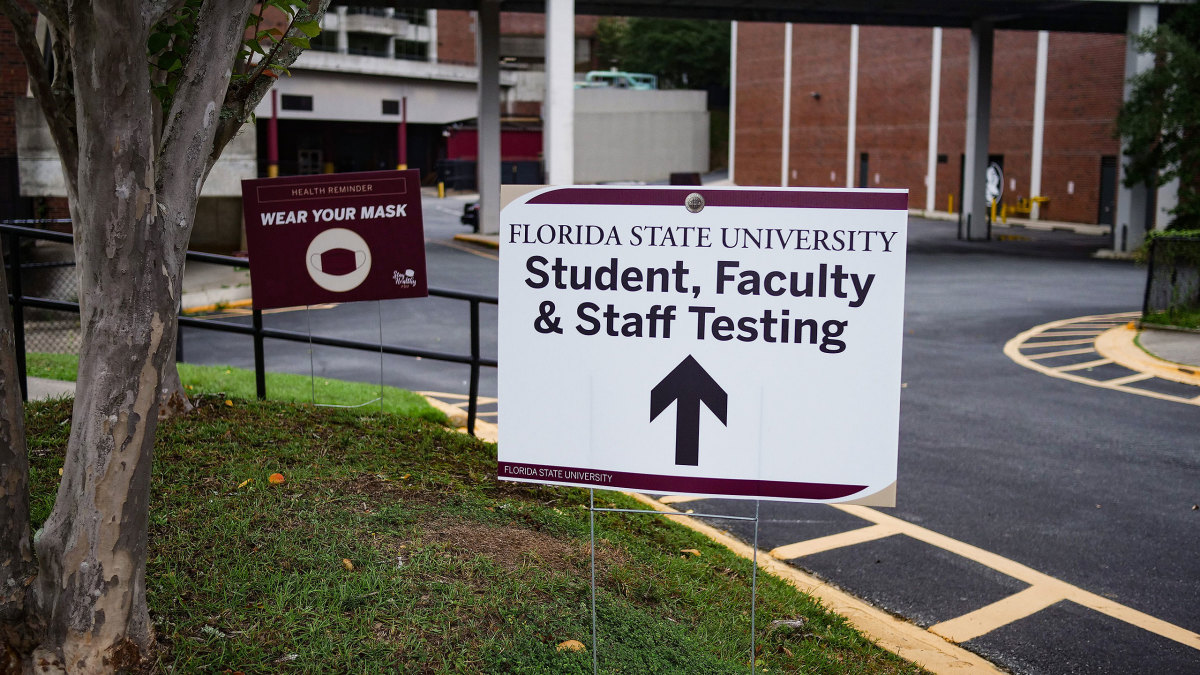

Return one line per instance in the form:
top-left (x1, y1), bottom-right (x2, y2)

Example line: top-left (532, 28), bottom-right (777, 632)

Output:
top-left (372, 0), bottom-right (1190, 34)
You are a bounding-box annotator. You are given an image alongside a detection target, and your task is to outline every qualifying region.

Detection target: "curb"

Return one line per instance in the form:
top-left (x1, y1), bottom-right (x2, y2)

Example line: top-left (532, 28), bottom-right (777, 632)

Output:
top-left (181, 298), bottom-right (254, 315)
top-left (627, 493), bottom-right (1005, 674)
top-left (453, 233), bottom-right (500, 250)
top-left (1096, 323), bottom-right (1200, 386)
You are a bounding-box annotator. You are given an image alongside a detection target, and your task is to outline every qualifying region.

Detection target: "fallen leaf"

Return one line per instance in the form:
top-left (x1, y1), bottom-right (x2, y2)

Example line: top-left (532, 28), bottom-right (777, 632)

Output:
top-left (342, 558), bottom-right (355, 571)
top-left (783, 646), bottom-right (794, 657)
top-left (681, 548), bottom-right (701, 557)
top-left (1192, 504), bottom-right (1198, 511)
top-left (225, 399), bottom-right (234, 407)
top-left (236, 478), bottom-right (253, 489)
top-left (268, 473), bottom-right (286, 485)
top-left (556, 639), bottom-right (586, 652)
top-left (57, 468), bottom-right (63, 476)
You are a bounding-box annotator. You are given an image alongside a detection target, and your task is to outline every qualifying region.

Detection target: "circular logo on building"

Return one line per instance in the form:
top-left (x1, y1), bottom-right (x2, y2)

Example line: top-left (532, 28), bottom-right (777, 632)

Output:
top-left (305, 228), bottom-right (372, 293)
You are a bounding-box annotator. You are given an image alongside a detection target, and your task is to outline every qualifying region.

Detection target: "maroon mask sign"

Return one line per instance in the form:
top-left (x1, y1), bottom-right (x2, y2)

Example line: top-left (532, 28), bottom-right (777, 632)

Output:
top-left (241, 170), bottom-right (428, 309)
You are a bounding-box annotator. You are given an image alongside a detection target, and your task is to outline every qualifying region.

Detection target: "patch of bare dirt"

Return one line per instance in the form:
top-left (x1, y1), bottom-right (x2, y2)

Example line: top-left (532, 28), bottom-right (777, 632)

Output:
top-left (420, 521), bottom-right (581, 575)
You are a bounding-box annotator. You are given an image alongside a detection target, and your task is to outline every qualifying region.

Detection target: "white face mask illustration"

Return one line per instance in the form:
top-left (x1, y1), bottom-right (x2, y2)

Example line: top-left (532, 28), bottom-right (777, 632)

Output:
top-left (310, 248), bottom-right (368, 276)
top-left (305, 228), bottom-right (373, 292)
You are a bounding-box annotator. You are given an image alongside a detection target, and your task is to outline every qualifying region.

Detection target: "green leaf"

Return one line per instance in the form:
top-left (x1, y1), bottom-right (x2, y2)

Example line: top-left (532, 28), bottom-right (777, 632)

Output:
top-left (148, 32), bottom-right (171, 54)
top-left (157, 52), bottom-right (181, 72)
top-left (285, 36), bottom-right (310, 50)
top-left (246, 13), bottom-right (263, 27)
top-left (296, 20), bottom-right (321, 38)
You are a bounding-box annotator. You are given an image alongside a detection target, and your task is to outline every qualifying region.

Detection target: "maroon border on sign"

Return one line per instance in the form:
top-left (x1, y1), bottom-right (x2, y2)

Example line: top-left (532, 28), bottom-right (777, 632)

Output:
top-left (497, 461), bottom-right (867, 500)
top-left (526, 187), bottom-right (908, 211)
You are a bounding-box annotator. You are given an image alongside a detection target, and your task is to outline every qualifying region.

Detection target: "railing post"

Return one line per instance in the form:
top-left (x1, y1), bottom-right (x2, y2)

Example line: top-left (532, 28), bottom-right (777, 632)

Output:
top-left (7, 232), bottom-right (27, 401)
top-left (467, 299), bottom-right (480, 437)
top-left (252, 307), bottom-right (266, 400)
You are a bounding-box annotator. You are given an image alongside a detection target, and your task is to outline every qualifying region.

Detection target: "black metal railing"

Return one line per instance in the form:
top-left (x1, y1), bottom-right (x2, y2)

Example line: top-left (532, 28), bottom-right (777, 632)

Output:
top-left (1, 221), bottom-right (497, 436)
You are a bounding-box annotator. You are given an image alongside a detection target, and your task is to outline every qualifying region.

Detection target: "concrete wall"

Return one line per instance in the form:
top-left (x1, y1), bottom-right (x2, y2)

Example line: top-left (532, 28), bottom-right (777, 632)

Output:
top-left (16, 98), bottom-right (254, 252)
top-left (574, 89), bottom-right (709, 184)
top-left (16, 97), bottom-right (256, 199)
top-left (254, 56), bottom-right (514, 125)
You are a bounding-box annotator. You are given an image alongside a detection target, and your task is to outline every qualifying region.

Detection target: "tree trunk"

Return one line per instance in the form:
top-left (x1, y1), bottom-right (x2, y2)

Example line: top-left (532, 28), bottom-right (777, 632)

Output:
top-left (27, 5), bottom-right (175, 670)
top-left (0, 238), bottom-right (34, 669)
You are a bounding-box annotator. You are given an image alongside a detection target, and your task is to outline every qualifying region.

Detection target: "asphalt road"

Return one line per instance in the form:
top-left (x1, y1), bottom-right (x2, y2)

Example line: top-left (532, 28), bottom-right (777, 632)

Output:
top-left (693, 221), bottom-right (1200, 674)
top-left (181, 201), bottom-right (1200, 673)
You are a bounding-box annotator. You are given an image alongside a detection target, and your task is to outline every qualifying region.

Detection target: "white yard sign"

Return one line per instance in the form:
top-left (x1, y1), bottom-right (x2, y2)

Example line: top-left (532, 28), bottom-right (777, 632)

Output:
top-left (498, 186), bottom-right (907, 504)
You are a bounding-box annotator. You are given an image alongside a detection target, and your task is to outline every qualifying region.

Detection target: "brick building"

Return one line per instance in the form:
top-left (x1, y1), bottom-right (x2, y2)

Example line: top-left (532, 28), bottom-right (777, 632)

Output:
top-left (732, 23), bottom-right (1129, 226)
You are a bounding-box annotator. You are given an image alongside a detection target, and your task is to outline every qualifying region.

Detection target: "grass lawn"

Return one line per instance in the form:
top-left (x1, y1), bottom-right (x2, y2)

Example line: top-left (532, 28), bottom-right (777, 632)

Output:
top-left (23, 397), bottom-right (928, 674)
top-left (1141, 308), bottom-right (1200, 330)
top-left (24, 352), bottom-right (446, 424)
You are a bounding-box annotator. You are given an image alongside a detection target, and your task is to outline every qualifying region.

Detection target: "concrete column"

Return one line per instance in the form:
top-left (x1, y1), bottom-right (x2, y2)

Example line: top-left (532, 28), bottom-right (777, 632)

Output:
top-left (962, 20), bottom-right (993, 240)
top-left (1030, 31), bottom-right (1048, 219)
top-left (545, 0), bottom-right (575, 185)
top-left (386, 9), bottom-right (397, 59)
top-left (427, 10), bottom-right (438, 63)
top-left (925, 27), bottom-right (942, 212)
top-left (336, 6), bottom-right (348, 54)
top-left (728, 21), bottom-right (738, 184)
top-left (781, 23), bottom-right (792, 187)
top-left (846, 25), bottom-right (859, 188)
top-left (476, 0), bottom-right (501, 234)
top-left (1116, 4), bottom-right (1158, 252)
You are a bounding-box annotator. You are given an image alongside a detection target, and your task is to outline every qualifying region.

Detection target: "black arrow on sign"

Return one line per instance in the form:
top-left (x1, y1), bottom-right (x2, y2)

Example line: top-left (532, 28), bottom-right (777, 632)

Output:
top-left (650, 355), bottom-right (728, 466)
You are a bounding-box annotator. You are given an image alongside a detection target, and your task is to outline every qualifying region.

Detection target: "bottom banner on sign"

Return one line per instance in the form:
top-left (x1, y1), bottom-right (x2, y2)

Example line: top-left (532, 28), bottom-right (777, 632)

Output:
top-left (497, 461), bottom-right (869, 502)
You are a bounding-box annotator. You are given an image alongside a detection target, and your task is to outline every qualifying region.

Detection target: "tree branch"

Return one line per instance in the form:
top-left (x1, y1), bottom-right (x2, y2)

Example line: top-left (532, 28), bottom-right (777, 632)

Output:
top-left (0, 0), bottom-right (78, 197)
top-left (211, 0), bottom-right (330, 164)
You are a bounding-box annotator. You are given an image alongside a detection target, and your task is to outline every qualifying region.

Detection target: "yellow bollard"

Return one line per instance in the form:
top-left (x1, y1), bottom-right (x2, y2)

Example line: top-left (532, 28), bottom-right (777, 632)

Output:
top-left (438, 181), bottom-right (445, 199)
top-left (948, 194), bottom-right (954, 213)
top-left (397, 163), bottom-right (407, 170)
top-left (990, 198), bottom-right (997, 224)
top-left (267, 164), bottom-right (278, 178)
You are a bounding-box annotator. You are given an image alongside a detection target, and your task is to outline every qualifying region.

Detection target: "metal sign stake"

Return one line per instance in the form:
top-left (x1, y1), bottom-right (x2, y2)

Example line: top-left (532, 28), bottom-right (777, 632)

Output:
top-left (586, 491), bottom-right (762, 674)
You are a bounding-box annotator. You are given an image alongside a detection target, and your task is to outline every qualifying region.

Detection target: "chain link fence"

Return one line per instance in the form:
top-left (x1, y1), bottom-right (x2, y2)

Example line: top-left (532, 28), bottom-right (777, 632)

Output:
top-left (10, 229), bottom-right (80, 354)
top-left (1142, 235), bottom-right (1200, 329)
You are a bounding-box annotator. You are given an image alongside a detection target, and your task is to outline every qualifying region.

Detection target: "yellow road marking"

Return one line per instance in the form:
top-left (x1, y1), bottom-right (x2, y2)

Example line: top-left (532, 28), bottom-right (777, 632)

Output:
top-left (1094, 324), bottom-right (1200, 387)
top-left (929, 586), bottom-right (1064, 643)
top-left (1102, 372), bottom-right (1153, 386)
top-left (658, 494), bottom-right (708, 504)
top-left (1004, 312), bottom-right (1200, 407)
top-left (1024, 330), bottom-right (1105, 337)
top-left (1015, 338), bottom-right (1096, 348)
top-left (833, 504), bottom-right (1200, 650)
top-left (629, 494), bottom-right (1006, 674)
top-left (1056, 357), bottom-right (1112, 372)
top-left (1026, 347), bottom-right (1096, 360)
top-left (417, 391), bottom-right (498, 405)
top-left (428, 238), bottom-right (500, 261)
top-left (770, 523), bottom-right (898, 559)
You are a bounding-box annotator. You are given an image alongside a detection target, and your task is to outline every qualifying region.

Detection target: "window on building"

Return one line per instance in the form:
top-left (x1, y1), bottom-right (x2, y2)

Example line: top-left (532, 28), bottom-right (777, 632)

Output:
top-left (347, 32), bottom-right (390, 57)
top-left (394, 39), bottom-right (429, 62)
top-left (382, 100), bottom-right (400, 115)
top-left (298, 149), bottom-right (323, 175)
top-left (309, 29), bottom-right (336, 53)
top-left (280, 94), bottom-right (313, 111)
top-left (394, 8), bottom-right (428, 25)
